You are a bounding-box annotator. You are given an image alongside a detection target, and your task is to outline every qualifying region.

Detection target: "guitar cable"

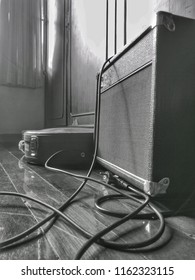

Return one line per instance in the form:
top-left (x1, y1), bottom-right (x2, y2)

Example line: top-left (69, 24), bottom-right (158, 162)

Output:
top-left (0, 57), bottom-right (166, 259)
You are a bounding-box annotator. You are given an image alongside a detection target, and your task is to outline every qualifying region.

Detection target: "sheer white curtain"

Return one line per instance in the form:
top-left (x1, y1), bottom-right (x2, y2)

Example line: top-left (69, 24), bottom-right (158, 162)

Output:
top-left (0, 0), bottom-right (43, 88)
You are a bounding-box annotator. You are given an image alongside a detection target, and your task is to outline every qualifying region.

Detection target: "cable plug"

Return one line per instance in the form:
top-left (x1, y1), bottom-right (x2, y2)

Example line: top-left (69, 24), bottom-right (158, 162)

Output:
top-left (100, 171), bottom-right (117, 185)
top-left (101, 171), bottom-right (130, 191)
top-left (114, 176), bottom-right (130, 190)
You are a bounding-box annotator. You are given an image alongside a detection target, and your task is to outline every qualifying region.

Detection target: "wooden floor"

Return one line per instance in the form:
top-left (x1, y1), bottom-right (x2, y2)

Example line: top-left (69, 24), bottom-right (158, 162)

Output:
top-left (0, 135), bottom-right (195, 260)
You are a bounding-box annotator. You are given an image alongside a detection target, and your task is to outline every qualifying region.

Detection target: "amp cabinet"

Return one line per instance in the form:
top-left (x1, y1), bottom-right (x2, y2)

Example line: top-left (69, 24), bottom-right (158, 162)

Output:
top-left (97, 12), bottom-right (195, 198)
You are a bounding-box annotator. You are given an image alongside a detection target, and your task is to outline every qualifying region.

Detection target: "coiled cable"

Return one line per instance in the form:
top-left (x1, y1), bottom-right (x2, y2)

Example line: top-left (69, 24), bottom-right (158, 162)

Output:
top-left (0, 56), bottom-right (166, 260)
top-left (0, 58), bottom-right (112, 249)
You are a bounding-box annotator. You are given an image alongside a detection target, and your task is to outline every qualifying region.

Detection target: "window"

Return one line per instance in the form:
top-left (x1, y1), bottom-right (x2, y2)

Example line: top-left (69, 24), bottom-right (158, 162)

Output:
top-left (0, 0), bottom-right (44, 88)
top-left (106, 0), bottom-right (154, 58)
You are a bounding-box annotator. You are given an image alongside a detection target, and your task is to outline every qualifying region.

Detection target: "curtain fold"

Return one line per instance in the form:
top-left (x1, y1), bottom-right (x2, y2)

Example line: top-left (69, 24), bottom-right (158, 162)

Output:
top-left (0, 0), bottom-right (43, 88)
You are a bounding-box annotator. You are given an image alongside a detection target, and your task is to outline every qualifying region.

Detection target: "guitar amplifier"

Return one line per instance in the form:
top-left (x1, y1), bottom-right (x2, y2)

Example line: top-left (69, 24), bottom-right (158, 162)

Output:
top-left (19, 127), bottom-right (94, 168)
top-left (97, 12), bottom-right (195, 198)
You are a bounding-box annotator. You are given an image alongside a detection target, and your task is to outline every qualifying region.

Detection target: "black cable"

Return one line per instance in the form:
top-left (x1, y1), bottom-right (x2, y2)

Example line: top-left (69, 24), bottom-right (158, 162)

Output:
top-left (0, 192), bottom-right (92, 246)
top-left (0, 184), bottom-right (164, 257)
top-left (95, 194), bottom-right (173, 219)
top-left (75, 201), bottom-right (165, 260)
top-left (44, 51), bottom-right (166, 259)
top-left (45, 160), bottom-right (165, 259)
top-left (0, 57), bottom-right (112, 250)
top-left (0, 54), bottom-right (167, 260)
top-left (95, 194), bottom-right (154, 219)
top-left (0, 176), bottom-right (163, 251)
top-left (44, 60), bottom-right (166, 257)
top-left (0, 166), bottom-right (166, 256)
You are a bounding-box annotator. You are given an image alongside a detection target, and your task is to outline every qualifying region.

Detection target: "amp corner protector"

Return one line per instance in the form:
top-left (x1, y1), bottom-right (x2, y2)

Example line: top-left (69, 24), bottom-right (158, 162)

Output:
top-left (144, 177), bottom-right (170, 197)
top-left (155, 11), bottom-right (176, 32)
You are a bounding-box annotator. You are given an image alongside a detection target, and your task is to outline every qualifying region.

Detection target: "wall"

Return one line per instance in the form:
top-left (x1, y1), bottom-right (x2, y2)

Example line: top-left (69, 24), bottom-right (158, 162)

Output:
top-left (125, 0), bottom-right (195, 45)
top-left (154, 0), bottom-right (195, 18)
top-left (0, 85), bottom-right (44, 134)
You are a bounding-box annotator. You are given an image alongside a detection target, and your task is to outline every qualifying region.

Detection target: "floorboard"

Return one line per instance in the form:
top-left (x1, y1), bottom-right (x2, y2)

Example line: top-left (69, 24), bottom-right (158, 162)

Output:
top-left (0, 139), bottom-right (195, 260)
